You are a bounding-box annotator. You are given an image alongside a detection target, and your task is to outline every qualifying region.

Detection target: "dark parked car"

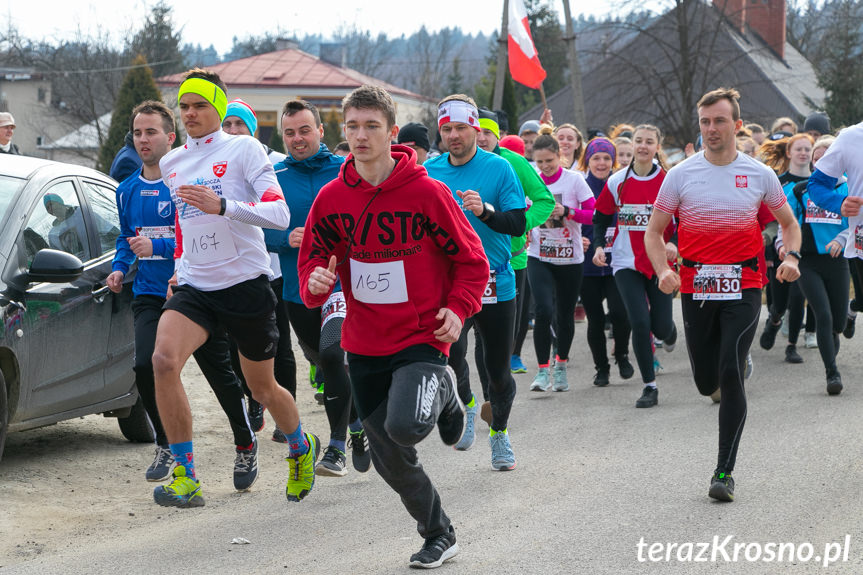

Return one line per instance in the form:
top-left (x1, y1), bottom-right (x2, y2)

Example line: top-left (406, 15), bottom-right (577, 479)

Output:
top-left (0, 155), bottom-right (152, 461)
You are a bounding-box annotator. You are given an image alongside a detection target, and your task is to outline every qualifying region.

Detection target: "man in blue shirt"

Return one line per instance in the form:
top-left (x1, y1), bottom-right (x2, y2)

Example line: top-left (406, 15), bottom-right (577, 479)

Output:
top-left (425, 94), bottom-right (526, 470)
top-left (106, 100), bottom-right (256, 492)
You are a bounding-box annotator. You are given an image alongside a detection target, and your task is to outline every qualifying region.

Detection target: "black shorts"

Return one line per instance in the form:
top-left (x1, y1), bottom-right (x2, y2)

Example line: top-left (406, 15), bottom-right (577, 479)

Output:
top-left (164, 275), bottom-right (279, 361)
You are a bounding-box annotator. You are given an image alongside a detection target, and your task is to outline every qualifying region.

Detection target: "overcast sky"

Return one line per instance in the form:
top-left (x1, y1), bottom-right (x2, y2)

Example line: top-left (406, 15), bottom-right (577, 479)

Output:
top-left (4, 0), bottom-right (616, 56)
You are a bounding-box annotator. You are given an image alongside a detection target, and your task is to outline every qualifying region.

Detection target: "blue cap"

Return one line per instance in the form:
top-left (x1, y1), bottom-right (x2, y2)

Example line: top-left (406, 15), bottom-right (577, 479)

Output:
top-left (224, 99), bottom-right (257, 135)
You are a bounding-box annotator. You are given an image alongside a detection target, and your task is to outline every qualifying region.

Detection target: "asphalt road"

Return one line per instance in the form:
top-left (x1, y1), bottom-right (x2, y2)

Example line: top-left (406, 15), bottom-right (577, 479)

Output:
top-left (2, 302), bottom-right (863, 574)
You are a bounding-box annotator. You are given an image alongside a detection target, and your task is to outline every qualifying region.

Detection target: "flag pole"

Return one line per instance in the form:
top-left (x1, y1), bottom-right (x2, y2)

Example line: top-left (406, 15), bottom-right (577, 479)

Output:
top-left (493, 0), bottom-right (508, 110)
top-left (539, 83), bottom-right (548, 110)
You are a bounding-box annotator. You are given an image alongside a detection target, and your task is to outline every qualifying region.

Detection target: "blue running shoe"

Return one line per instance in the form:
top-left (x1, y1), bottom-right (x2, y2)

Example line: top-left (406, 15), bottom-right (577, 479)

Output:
top-left (510, 355), bottom-right (527, 374)
top-left (490, 430), bottom-right (516, 471)
top-left (455, 398), bottom-right (477, 451)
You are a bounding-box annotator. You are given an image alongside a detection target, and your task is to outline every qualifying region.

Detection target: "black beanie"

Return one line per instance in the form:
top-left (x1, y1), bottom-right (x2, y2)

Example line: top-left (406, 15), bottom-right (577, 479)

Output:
top-left (397, 122), bottom-right (431, 151)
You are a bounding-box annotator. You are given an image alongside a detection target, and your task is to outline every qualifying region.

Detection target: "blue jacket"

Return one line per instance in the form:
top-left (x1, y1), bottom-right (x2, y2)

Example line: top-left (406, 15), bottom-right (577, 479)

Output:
top-left (109, 132), bottom-right (142, 182)
top-left (785, 179), bottom-right (848, 255)
top-left (266, 143), bottom-right (344, 303)
top-left (112, 168), bottom-right (176, 298)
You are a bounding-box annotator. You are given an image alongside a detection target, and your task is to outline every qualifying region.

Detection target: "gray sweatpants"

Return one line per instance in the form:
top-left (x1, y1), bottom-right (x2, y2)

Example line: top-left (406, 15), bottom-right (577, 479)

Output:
top-left (347, 344), bottom-right (456, 539)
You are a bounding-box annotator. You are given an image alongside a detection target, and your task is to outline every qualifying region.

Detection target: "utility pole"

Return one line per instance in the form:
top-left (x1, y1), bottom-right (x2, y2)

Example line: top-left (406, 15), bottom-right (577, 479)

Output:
top-left (562, 0), bottom-right (586, 130)
top-left (493, 0), bottom-right (508, 110)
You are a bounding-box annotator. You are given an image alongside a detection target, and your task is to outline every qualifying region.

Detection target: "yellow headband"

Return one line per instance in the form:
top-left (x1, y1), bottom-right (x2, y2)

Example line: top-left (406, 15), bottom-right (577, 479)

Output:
top-left (479, 117), bottom-right (500, 140)
top-left (177, 77), bottom-right (228, 120)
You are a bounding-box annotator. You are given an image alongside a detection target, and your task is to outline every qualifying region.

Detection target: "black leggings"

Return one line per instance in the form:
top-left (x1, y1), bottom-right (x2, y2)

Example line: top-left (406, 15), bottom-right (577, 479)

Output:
top-left (796, 254), bottom-right (849, 373)
top-left (768, 269), bottom-right (812, 344)
top-left (580, 274), bottom-right (631, 371)
top-left (681, 289), bottom-right (761, 474)
top-left (512, 267), bottom-right (531, 357)
top-left (527, 258), bottom-right (583, 364)
top-left (285, 301), bottom-right (354, 443)
top-left (614, 268), bottom-right (675, 384)
top-left (449, 298), bottom-right (517, 432)
top-left (132, 295), bottom-right (253, 448)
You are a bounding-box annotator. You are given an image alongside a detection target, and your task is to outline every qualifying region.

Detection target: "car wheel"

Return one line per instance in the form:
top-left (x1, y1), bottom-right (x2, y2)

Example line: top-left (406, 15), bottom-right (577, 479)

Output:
top-left (0, 370), bottom-right (7, 462)
top-left (117, 395), bottom-right (155, 443)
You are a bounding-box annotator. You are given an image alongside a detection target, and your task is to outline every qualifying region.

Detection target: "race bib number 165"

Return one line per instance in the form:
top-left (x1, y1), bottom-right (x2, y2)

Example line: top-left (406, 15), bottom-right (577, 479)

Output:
top-left (349, 259), bottom-right (408, 304)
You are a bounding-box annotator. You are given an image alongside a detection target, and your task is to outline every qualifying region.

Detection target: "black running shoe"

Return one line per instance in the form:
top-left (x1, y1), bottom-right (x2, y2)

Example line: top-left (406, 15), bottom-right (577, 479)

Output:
top-left (247, 398), bottom-right (265, 433)
top-left (635, 386), bottom-right (658, 408)
top-left (437, 366), bottom-right (466, 446)
top-left (233, 441), bottom-right (258, 492)
top-left (616, 355), bottom-right (635, 380)
top-left (709, 471), bottom-right (735, 502)
top-left (409, 526), bottom-right (459, 569)
top-left (844, 315), bottom-right (856, 339)
top-left (759, 317), bottom-right (782, 350)
top-left (785, 344), bottom-right (803, 364)
top-left (593, 369), bottom-right (610, 387)
top-left (826, 370), bottom-right (843, 396)
top-left (348, 429), bottom-right (372, 473)
top-left (315, 445), bottom-right (347, 477)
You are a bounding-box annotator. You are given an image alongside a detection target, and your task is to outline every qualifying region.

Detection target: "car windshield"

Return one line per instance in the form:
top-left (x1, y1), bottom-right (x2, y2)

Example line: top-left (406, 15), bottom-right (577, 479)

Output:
top-left (0, 175), bottom-right (24, 222)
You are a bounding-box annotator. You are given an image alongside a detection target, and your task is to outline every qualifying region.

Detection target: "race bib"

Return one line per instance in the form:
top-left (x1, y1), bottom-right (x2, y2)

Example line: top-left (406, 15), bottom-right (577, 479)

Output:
top-left (181, 219), bottom-right (238, 265)
top-left (349, 259), bottom-right (408, 304)
top-left (538, 229), bottom-right (575, 264)
top-left (321, 291), bottom-right (346, 326)
top-left (604, 226), bottom-right (616, 254)
top-left (482, 271), bottom-right (497, 304)
top-left (618, 204), bottom-right (653, 231)
top-left (135, 226), bottom-right (174, 260)
top-left (693, 265), bottom-right (742, 301)
top-left (805, 199), bottom-right (841, 225)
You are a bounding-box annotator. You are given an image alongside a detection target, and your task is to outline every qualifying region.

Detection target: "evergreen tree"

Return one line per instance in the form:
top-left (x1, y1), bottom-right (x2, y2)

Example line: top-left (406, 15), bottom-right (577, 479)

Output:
top-left (97, 54), bottom-right (162, 174)
top-left (321, 110), bottom-right (343, 150)
top-left (269, 125), bottom-right (285, 154)
top-left (815, 0), bottom-right (863, 126)
top-left (127, 2), bottom-right (185, 78)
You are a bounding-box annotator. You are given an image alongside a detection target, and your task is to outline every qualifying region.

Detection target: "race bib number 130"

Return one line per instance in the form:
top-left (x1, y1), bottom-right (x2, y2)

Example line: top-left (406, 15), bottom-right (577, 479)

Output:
top-left (693, 265), bottom-right (742, 301)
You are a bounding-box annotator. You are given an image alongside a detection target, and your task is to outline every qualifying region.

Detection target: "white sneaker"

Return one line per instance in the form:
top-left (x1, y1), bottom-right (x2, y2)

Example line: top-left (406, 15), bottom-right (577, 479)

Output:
top-left (804, 332), bottom-right (817, 349)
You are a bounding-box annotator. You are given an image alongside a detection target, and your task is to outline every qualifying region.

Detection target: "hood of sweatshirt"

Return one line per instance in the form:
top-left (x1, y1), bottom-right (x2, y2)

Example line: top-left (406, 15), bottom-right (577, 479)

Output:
top-left (338, 144), bottom-right (426, 193)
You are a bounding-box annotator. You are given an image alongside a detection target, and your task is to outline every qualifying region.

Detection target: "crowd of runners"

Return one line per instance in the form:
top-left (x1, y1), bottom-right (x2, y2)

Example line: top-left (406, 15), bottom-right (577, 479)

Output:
top-left (102, 67), bottom-right (862, 569)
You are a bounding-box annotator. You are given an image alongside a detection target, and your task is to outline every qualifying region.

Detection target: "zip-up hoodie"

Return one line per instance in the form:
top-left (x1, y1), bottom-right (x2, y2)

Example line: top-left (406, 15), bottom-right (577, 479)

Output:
top-left (298, 144), bottom-right (489, 357)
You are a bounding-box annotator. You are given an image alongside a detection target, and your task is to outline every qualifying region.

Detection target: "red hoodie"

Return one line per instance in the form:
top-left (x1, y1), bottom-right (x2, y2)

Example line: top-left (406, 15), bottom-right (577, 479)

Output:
top-left (298, 145), bottom-right (489, 357)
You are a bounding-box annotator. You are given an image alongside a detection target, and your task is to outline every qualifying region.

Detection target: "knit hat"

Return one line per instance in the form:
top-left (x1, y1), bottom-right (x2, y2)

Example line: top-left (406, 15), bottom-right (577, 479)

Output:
top-left (0, 112), bottom-right (15, 128)
top-left (803, 112), bottom-right (830, 136)
top-left (584, 137), bottom-right (616, 164)
top-left (499, 135), bottom-right (525, 156)
top-left (493, 109), bottom-right (510, 134)
top-left (478, 108), bottom-right (500, 140)
top-left (768, 130), bottom-right (794, 142)
top-left (224, 99), bottom-right (257, 135)
top-left (519, 120), bottom-right (541, 136)
top-left (397, 122), bottom-right (430, 151)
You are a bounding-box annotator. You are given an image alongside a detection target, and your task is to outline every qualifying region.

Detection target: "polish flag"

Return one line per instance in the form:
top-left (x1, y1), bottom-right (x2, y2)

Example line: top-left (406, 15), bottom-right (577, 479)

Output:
top-left (508, 0), bottom-right (546, 89)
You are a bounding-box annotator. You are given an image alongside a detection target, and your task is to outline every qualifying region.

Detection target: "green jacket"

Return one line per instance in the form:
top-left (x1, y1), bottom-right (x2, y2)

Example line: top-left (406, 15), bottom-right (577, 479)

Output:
top-left (498, 146), bottom-right (555, 270)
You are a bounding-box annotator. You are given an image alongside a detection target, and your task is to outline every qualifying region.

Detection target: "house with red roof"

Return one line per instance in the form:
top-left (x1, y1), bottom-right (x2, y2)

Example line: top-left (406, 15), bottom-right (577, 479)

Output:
top-left (157, 42), bottom-right (434, 146)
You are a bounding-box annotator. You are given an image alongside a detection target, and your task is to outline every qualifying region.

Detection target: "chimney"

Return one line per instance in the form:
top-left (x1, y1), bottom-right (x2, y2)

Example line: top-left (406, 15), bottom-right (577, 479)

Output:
top-left (747, 0), bottom-right (786, 59)
top-left (712, 0), bottom-right (745, 34)
top-left (319, 43), bottom-right (346, 68)
top-left (275, 38), bottom-right (299, 51)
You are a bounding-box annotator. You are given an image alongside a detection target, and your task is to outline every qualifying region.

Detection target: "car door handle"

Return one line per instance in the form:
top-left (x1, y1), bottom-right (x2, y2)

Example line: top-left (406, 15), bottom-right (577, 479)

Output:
top-left (92, 285), bottom-right (111, 301)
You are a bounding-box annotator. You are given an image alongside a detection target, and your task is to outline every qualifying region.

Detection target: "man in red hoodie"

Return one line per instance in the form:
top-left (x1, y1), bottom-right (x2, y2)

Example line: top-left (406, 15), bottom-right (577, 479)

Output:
top-left (298, 85), bottom-right (488, 569)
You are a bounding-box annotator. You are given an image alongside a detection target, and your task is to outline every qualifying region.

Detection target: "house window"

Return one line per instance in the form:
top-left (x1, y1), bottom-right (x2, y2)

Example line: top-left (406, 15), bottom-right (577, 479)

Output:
top-left (38, 87), bottom-right (47, 103)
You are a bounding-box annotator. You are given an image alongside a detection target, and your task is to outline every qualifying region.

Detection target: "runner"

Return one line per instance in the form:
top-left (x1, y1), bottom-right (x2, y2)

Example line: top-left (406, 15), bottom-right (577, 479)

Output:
top-left (645, 88), bottom-right (801, 502)
top-left (106, 100), bottom-right (257, 490)
top-left (298, 84), bottom-right (488, 569)
top-left (425, 96), bottom-right (527, 470)
top-left (555, 123), bottom-right (584, 169)
top-left (472, 109), bottom-right (553, 431)
top-left (776, 136), bottom-right (849, 394)
top-left (578, 136), bottom-right (634, 386)
top-left (592, 124), bottom-right (678, 408)
top-left (219, 98), bottom-right (297, 435)
top-left (265, 98), bottom-right (369, 476)
top-left (150, 68), bottom-right (318, 508)
top-left (526, 127), bottom-right (593, 392)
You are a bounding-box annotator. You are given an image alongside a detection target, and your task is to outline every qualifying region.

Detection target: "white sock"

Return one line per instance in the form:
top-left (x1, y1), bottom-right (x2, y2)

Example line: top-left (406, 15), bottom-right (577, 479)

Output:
top-left (645, 382), bottom-right (657, 389)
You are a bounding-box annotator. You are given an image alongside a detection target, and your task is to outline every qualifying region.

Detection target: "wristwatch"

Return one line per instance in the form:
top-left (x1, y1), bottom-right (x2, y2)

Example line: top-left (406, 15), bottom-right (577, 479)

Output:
top-left (786, 250), bottom-right (802, 261)
top-left (479, 202), bottom-right (495, 221)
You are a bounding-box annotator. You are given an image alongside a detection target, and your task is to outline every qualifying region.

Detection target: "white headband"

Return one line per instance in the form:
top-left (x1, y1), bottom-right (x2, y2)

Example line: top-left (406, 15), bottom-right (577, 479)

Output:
top-left (438, 100), bottom-right (480, 131)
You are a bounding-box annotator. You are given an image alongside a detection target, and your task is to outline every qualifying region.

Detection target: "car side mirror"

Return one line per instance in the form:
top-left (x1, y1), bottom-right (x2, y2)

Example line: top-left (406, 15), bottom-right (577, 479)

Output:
top-left (28, 249), bottom-right (84, 283)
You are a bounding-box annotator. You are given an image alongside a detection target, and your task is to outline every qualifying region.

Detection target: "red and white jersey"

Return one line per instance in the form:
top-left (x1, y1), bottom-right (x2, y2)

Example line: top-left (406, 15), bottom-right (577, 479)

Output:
top-left (595, 164), bottom-right (672, 278)
top-left (655, 151), bottom-right (785, 292)
top-left (160, 130), bottom-right (289, 291)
